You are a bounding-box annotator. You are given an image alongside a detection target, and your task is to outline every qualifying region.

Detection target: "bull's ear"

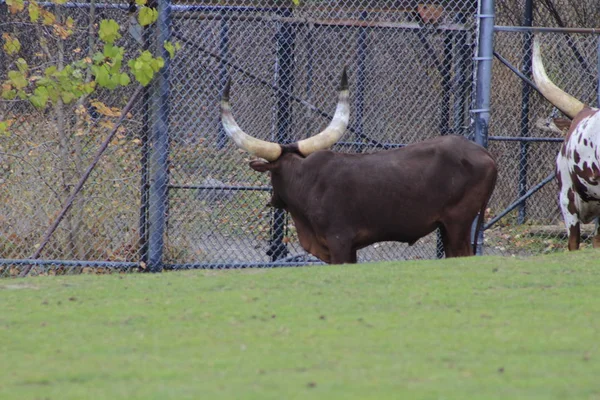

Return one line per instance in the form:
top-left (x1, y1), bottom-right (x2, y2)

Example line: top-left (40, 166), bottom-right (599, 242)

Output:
top-left (249, 160), bottom-right (273, 173)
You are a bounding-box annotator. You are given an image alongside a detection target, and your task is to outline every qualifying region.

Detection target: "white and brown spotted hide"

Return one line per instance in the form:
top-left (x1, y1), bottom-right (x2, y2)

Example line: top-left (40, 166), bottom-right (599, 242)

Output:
top-left (556, 108), bottom-right (600, 250)
top-left (532, 37), bottom-right (600, 250)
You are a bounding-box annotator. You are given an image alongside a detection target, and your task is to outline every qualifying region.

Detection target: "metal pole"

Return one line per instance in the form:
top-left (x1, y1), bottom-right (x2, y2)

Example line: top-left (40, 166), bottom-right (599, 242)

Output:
top-left (355, 10), bottom-right (368, 153)
top-left (453, 12), bottom-right (469, 136)
top-left (595, 38), bottom-right (600, 237)
top-left (138, 24), bottom-right (152, 265)
top-left (217, 11), bottom-right (229, 150)
top-left (268, 7), bottom-right (295, 262)
top-left (147, 0), bottom-right (172, 272)
top-left (517, 0), bottom-right (533, 224)
top-left (436, 27), bottom-right (454, 259)
top-left (303, 23), bottom-right (314, 137)
top-left (470, 0), bottom-right (495, 255)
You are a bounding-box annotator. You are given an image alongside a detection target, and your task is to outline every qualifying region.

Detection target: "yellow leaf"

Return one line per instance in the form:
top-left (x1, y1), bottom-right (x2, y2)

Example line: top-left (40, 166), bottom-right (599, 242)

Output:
top-left (100, 120), bottom-right (116, 129)
top-left (2, 33), bottom-right (21, 55)
top-left (91, 101), bottom-right (121, 117)
top-left (41, 9), bottom-right (56, 25)
top-left (6, 0), bottom-right (24, 14)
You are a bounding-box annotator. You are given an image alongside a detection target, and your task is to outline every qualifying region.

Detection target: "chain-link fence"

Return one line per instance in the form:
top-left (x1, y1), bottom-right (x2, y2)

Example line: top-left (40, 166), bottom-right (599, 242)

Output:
top-left (0, 0), bottom-right (598, 276)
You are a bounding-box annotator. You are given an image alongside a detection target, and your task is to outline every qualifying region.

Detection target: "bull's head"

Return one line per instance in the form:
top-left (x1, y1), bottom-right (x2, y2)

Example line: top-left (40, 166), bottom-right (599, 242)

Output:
top-left (220, 68), bottom-right (350, 163)
top-left (532, 37), bottom-right (586, 120)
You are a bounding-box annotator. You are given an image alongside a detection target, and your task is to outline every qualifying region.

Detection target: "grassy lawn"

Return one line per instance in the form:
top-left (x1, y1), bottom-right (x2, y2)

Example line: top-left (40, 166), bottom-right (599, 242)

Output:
top-left (2, 251), bottom-right (600, 399)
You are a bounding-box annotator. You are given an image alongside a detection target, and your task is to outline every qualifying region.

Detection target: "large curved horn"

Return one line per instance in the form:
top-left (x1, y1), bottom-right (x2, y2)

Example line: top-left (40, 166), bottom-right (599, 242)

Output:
top-left (220, 79), bottom-right (282, 162)
top-left (297, 67), bottom-right (350, 156)
top-left (532, 37), bottom-right (585, 119)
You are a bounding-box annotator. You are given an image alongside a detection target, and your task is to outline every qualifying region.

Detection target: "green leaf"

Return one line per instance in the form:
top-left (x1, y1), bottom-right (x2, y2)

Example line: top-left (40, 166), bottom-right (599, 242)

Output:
top-left (44, 65), bottom-right (57, 76)
top-left (291, 0), bottom-right (300, 5)
top-left (0, 121), bottom-right (8, 135)
top-left (99, 19), bottom-right (121, 44)
top-left (8, 70), bottom-right (27, 90)
top-left (92, 51), bottom-right (106, 64)
top-left (1, 89), bottom-right (17, 100)
top-left (16, 58), bottom-right (28, 73)
top-left (28, 1), bottom-right (40, 22)
top-left (61, 90), bottom-right (75, 104)
top-left (2, 33), bottom-right (21, 55)
top-left (83, 82), bottom-right (95, 94)
top-left (92, 65), bottom-right (110, 88)
top-left (47, 86), bottom-right (59, 102)
top-left (30, 86), bottom-right (49, 109)
top-left (103, 43), bottom-right (121, 59)
top-left (119, 73), bottom-right (131, 86)
top-left (128, 50), bottom-right (164, 86)
top-left (138, 7), bottom-right (158, 27)
top-left (135, 0), bottom-right (147, 5)
top-left (163, 41), bottom-right (175, 59)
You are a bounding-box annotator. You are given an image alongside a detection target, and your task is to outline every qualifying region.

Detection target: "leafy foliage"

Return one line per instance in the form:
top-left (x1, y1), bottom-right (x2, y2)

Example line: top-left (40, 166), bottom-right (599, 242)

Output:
top-left (0, 0), bottom-right (174, 115)
top-left (128, 51), bottom-right (164, 86)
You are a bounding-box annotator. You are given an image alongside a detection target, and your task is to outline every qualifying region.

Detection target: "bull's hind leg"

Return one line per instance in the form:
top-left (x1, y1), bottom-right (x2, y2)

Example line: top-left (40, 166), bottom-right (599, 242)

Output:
top-left (439, 221), bottom-right (473, 258)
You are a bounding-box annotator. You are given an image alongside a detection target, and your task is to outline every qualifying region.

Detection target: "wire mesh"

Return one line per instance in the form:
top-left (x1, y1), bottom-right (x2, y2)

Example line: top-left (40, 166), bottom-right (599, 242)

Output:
top-left (1, 0), bottom-right (598, 276)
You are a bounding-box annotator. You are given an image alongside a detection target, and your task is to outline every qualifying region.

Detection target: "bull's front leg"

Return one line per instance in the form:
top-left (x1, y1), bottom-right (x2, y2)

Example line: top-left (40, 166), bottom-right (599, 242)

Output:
top-left (326, 233), bottom-right (357, 264)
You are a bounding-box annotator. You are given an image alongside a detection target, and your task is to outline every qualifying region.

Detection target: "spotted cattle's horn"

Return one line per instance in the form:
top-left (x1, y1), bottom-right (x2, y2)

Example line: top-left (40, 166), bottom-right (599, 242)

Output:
top-left (297, 67), bottom-right (350, 156)
top-left (532, 37), bottom-right (585, 120)
top-left (220, 79), bottom-right (282, 162)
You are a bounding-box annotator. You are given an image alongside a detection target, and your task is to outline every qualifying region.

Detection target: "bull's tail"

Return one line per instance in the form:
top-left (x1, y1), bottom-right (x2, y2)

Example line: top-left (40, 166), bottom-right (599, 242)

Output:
top-left (472, 168), bottom-right (497, 255)
top-left (472, 200), bottom-right (488, 255)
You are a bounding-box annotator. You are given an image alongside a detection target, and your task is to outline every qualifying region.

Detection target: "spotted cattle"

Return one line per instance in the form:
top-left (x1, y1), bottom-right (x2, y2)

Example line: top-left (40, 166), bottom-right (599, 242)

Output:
top-left (532, 38), bottom-right (600, 250)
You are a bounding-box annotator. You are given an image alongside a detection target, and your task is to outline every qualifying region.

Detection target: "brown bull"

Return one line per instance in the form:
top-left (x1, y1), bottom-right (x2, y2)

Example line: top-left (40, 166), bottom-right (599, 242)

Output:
top-left (221, 69), bottom-right (498, 263)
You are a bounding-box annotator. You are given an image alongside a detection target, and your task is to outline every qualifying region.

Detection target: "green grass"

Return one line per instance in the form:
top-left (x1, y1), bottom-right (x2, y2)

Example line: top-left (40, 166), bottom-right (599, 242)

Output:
top-left (2, 251), bottom-right (600, 400)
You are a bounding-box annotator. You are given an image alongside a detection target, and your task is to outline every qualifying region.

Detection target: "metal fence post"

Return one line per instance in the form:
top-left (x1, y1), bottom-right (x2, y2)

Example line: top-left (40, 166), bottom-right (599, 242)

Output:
top-left (517, 0), bottom-right (533, 224)
top-left (471, 0), bottom-right (495, 255)
top-left (268, 7), bottom-right (296, 261)
top-left (453, 12), bottom-right (469, 136)
top-left (139, 23), bottom-right (153, 265)
top-left (217, 11), bottom-right (229, 150)
top-left (355, 10), bottom-right (368, 154)
top-left (436, 24), bottom-right (457, 259)
top-left (147, 0), bottom-right (172, 272)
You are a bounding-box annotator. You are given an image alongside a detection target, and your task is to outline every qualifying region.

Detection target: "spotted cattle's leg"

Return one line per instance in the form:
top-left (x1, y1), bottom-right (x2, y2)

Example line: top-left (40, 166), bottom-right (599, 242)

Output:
top-left (567, 222), bottom-right (581, 251)
top-left (558, 183), bottom-right (581, 251)
top-left (592, 218), bottom-right (600, 248)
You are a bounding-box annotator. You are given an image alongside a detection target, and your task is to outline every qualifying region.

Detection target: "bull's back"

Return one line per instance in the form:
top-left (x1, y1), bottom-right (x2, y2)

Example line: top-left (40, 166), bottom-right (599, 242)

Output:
top-left (305, 135), bottom-right (494, 236)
